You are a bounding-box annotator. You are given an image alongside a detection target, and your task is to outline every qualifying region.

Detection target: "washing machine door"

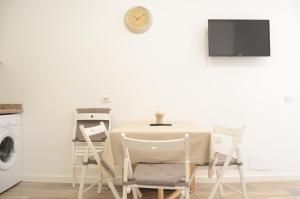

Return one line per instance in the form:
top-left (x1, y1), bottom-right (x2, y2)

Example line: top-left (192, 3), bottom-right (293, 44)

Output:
top-left (0, 129), bottom-right (17, 171)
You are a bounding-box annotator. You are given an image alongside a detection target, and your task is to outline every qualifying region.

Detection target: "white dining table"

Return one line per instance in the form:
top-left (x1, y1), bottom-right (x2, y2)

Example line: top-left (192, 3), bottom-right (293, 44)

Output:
top-left (103, 121), bottom-right (215, 199)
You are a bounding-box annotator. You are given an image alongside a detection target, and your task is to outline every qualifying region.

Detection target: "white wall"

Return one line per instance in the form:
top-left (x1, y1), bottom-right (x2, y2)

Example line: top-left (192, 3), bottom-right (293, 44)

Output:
top-left (0, 0), bottom-right (3, 62)
top-left (0, 0), bottom-right (300, 182)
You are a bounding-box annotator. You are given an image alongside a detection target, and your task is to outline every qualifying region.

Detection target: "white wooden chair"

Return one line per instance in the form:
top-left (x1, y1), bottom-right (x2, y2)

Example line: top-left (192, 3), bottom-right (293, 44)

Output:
top-left (71, 108), bottom-right (111, 188)
top-left (78, 123), bottom-right (121, 199)
top-left (121, 133), bottom-right (191, 199)
top-left (202, 125), bottom-right (248, 199)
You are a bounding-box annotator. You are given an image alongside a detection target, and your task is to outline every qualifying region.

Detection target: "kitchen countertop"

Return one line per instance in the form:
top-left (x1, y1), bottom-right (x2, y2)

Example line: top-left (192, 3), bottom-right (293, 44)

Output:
top-left (0, 104), bottom-right (23, 114)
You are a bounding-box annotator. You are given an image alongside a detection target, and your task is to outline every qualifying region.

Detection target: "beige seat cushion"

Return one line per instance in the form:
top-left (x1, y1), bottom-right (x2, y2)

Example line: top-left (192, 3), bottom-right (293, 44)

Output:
top-left (127, 163), bottom-right (187, 187)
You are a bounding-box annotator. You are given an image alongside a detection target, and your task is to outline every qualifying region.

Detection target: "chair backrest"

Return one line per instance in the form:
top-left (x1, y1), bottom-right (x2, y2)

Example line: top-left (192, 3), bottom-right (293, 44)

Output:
top-left (213, 125), bottom-right (245, 144)
top-left (79, 122), bottom-right (108, 165)
top-left (213, 125), bottom-right (245, 162)
top-left (73, 108), bottom-right (111, 142)
top-left (121, 133), bottom-right (190, 183)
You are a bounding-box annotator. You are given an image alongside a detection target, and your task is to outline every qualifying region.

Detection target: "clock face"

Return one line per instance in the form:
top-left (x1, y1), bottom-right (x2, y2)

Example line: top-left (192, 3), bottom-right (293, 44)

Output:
top-left (125, 6), bottom-right (152, 34)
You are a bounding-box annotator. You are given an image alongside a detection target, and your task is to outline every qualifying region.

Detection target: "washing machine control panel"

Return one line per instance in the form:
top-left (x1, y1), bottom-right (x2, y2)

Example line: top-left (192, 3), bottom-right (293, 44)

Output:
top-left (0, 115), bottom-right (21, 127)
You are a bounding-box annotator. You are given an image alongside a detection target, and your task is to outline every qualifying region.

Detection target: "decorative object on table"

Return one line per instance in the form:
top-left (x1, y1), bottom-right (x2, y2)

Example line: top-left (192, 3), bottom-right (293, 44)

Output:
top-left (150, 111), bottom-right (172, 126)
top-left (124, 6), bottom-right (152, 34)
top-left (155, 111), bottom-right (164, 124)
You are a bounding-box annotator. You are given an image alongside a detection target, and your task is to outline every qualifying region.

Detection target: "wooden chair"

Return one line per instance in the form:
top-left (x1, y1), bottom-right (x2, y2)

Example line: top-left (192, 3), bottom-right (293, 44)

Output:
top-left (201, 125), bottom-right (248, 199)
top-left (121, 133), bottom-right (191, 199)
top-left (71, 108), bottom-right (111, 188)
top-left (78, 123), bottom-right (121, 199)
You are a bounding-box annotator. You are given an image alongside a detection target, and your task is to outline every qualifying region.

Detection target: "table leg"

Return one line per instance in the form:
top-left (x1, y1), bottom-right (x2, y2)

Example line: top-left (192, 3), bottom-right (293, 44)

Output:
top-left (190, 164), bottom-right (197, 193)
top-left (158, 188), bottom-right (164, 199)
top-left (166, 164), bottom-right (197, 199)
top-left (167, 190), bottom-right (181, 199)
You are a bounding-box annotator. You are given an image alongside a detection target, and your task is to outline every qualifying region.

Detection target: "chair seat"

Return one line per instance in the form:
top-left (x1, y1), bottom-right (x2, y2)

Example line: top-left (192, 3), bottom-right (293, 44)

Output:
top-left (74, 120), bottom-right (108, 142)
top-left (83, 151), bottom-right (103, 165)
top-left (127, 163), bottom-right (187, 187)
top-left (198, 152), bottom-right (242, 167)
top-left (72, 135), bottom-right (106, 142)
top-left (214, 152), bottom-right (242, 166)
top-left (82, 151), bottom-right (115, 177)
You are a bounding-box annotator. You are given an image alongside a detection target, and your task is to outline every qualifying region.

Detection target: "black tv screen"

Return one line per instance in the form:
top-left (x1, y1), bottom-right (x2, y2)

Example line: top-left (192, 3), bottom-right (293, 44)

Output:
top-left (208, 20), bottom-right (270, 56)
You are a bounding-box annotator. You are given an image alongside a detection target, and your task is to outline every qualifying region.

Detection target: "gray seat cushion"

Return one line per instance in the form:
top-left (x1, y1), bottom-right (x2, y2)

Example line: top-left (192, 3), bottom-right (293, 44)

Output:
top-left (214, 152), bottom-right (243, 166)
top-left (76, 108), bottom-right (111, 114)
top-left (82, 151), bottom-right (115, 177)
top-left (199, 152), bottom-right (242, 166)
top-left (82, 151), bottom-right (103, 165)
top-left (73, 135), bottom-right (106, 142)
top-left (197, 152), bottom-right (242, 167)
top-left (127, 163), bottom-right (187, 187)
top-left (73, 121), bottom-right (108, 142)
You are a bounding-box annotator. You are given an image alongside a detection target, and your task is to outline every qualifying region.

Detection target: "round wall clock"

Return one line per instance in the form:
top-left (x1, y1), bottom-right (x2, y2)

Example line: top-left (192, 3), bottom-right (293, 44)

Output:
top-left (124, 6), bottom-right (152, 34)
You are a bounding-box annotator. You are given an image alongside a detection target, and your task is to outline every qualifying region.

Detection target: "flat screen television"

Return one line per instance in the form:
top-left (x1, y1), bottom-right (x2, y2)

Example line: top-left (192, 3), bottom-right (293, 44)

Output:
top-left (208, 19), bottom-right (270, 56)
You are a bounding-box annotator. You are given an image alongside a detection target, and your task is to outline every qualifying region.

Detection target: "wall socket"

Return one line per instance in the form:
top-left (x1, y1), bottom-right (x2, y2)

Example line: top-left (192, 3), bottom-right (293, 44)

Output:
top-left (101, 96), bottom-right (111, 104)
top-left (284, 96), bottom-right (294, 103)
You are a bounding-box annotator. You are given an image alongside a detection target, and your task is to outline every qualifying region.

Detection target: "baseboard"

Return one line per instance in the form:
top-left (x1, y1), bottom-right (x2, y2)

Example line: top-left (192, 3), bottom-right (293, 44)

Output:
top-left (22, 174), bottom-right (99, 184)
top-left (23, 175), bottom-right (69, 183)
top-left (23, 173), bottom-right (300, 184)
top-left (22, 174), bottom-right (124, 185)
top-left (196, 173), bottom-right (300, 183)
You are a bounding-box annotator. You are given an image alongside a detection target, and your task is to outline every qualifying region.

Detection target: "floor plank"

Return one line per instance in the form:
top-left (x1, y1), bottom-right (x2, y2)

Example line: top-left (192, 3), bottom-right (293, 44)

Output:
top-left (0, 181), bottom-right (300, 199)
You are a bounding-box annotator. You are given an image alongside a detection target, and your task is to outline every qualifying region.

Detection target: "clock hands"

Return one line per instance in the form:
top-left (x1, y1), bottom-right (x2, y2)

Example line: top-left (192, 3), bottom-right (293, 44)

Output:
top-left (135, 14), bottom-right (146, 21)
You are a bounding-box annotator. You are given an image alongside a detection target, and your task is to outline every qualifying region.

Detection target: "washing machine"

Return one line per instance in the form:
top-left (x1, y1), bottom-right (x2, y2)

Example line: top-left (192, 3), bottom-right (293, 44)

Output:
top-left (0, 114), bottom-right (22, 193)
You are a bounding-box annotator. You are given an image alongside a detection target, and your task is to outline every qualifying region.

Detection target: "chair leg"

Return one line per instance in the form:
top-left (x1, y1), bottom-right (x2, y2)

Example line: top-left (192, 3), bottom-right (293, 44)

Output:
top-left (135, 188), bottom-right (143, 198)
top-left (77, 165), bottom-right (87, 199)
top-left (158, 188), bottom-right (164, 199)
top-left (185, 187), bottom-right (190, 199)
top-left (123, 186), bottom-right (128, 199)
top-left (72, 166), bottom-right (76, 188)
top-left (238, 165), bottom-right (248, 199)
top-left (209, 150), bottom-right (234, 199)
top-left (72, 151), bottom-right (77, 188)
top-left (219, 183), bottom-right (224, 196)
top-left (216, 168), bottom-right (224, 196)
top-left (208, 178), bottom-right (220, 199)
top-left (97, 172), bottom-right (103, 193)
top-left (107, 180), bottom-right (121, 199)
top-left (132, 188), bottom-right (138, 199)
top-left (179, 190), bottom-right (185, 199)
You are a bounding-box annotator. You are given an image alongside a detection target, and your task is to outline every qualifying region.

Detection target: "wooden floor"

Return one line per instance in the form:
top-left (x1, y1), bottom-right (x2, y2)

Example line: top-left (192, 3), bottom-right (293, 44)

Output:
top-left (1, 181), bottom-right (300, 199)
